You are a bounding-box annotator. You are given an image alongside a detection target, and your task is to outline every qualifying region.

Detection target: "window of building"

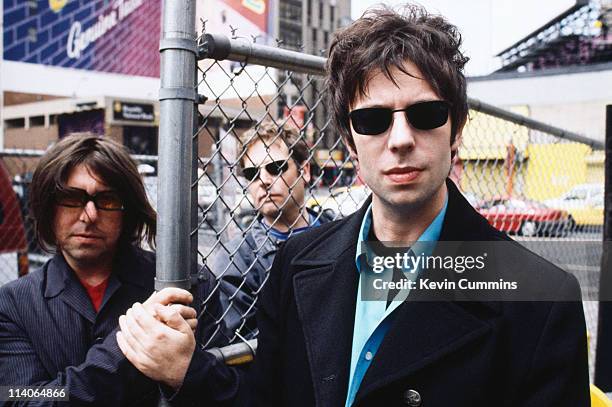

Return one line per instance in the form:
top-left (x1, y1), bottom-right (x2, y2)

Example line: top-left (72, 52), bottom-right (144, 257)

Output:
top-left (280, 1), bottom-right (302, 21)
top-left (319, 1), bottom-right (324, 22)
top-left (5, 118), bottom-right (25, 129)
top-left (330, 5), bottom-right (336, 29)
top-left (307, 0), bottom-right (312, 25)
top-left (29, 116), bottom-right (45, 127)
top-left (281, 29), bottom-right (301, 49)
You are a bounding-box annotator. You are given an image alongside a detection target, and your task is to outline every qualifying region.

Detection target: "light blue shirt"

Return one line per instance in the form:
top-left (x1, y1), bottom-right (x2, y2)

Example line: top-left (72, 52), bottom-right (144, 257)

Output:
top-left (345, 195), bottom-right (448, 407)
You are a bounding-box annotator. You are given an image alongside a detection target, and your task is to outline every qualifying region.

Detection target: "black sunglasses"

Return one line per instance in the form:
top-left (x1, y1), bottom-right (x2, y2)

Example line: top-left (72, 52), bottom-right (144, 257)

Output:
top-left (349, 100), bottom-right (450, 136)
top-left (55, 187), bottom-right (125, 211)
top-left (242, 160), bottom-right (290, 181)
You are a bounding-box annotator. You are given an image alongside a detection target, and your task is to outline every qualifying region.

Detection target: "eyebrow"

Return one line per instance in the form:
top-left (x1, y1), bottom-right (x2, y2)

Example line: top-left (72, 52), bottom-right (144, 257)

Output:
top-left (353, 99), bottom-right (442, 110)
top-left (63, 186), bottom-right (118, 195)
top-left (243, 158), bottom-right (291, 168)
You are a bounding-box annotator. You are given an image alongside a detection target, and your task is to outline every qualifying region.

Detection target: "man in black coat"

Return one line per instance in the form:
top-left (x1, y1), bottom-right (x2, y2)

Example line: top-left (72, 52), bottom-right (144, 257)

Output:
top-left (117, 4), bottom-right (589, 406)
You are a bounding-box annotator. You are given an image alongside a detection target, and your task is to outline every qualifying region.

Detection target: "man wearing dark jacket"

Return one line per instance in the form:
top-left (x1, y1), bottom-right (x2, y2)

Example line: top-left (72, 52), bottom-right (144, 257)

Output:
top-left (0, 134), bottom-right (220, 405)
top-left (211, 122), bottom-right (333, 339)
top-left (117, 4), bottom-right (589, 406)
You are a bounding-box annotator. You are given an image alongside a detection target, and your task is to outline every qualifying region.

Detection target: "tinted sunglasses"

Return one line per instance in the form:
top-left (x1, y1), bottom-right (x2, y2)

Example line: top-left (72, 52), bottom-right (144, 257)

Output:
top-left (242, 160), bottom-right (290, 181)
top-left (349, 100), bottom-right (450, 135)
top-left (55, 187), bottom-right (125, 211)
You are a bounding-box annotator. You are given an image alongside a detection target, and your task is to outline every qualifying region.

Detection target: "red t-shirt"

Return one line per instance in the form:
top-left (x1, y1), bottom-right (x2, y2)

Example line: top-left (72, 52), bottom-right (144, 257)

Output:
top-left (80, 278), bottom-right (109, 312)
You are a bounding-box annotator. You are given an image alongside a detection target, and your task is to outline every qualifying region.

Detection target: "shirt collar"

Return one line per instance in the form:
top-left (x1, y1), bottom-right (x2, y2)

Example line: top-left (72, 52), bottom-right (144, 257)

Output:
top-left (355, 192), bottom-right (449, 272)
top-left (44, 244), bottom-right (151, 298)
top-left (260, 212), bottom-right (318, 241)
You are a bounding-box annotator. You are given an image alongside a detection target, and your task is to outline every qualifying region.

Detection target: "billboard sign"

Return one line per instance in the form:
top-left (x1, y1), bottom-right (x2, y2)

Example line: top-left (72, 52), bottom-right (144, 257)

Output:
top-left (3, 0), bottom-right (161, 77)
top-left (197, 0), bottom-right (277, 101)
top-left (198, 0), bottom-right (272, 42)
top-left (222, 0), bottom-right (268, 33)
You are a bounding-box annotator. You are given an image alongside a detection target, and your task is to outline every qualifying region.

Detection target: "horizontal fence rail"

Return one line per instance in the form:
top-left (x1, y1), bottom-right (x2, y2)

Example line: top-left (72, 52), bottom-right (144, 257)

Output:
top-left (191, 31), bottom-right (606, 379)
top-left (0, 30), bottom-right (605, 382)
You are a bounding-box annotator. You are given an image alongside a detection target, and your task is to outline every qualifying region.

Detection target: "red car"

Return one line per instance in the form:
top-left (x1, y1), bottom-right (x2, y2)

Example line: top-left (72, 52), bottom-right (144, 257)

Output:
top-left (0, 162), bottom-right (28, 284)
top-left (476, 197), bottom-right (573, 237)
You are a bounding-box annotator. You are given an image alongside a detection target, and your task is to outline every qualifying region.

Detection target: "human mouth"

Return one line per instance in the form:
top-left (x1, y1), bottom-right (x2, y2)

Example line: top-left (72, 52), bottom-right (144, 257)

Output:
top-left (72, 234), bottom-right (102, 243)
top-left (261, 193), bottom-right (281, 201)
top-left (383, 167), bottom-right (423, 184)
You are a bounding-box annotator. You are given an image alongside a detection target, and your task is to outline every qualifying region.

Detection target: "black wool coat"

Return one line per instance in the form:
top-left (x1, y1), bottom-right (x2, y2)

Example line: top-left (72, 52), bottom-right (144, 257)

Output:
top-left (179, 179), bottom-right (590, 407)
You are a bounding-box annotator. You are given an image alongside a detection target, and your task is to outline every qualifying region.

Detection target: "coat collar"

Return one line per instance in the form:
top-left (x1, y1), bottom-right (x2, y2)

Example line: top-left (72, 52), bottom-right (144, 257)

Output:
top-left (291, 179), bottom-right (504, 406)
top-left (252, 207), bottom-right (337, 255)
top-left (291, 178), bottom-right (505, 267)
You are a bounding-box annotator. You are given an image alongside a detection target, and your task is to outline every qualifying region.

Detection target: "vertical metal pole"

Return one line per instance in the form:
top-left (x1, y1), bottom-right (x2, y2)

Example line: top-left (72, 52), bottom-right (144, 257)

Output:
top-left (191, 81), bottom-right (199, 277)
top-left (595, 104), bottom-right (612, 391)
top-left (156, 0), bottom-right (196, 290)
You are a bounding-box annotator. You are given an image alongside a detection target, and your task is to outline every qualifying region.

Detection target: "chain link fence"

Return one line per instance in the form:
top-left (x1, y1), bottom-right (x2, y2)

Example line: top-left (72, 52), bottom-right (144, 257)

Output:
top-left (0, 28), bottom-right (606, 379)
top-left (191, 29), bottom-right (606, 375)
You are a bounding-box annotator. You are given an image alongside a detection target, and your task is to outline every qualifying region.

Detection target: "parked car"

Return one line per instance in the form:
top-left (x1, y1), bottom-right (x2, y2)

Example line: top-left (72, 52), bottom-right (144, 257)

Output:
top-left (475, 197), bottom-right (573, 237)
top-left (309, 185), bottom-right (371, 218)
top-left (544, 183), bottom-right (604, 228)
top-left (0, 162), bottom-right (28, 285)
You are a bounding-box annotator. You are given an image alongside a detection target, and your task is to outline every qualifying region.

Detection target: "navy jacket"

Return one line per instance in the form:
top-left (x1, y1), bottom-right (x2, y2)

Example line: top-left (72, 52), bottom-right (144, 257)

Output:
top-left (0, 245), bottom-right (227, 406)
top-left (212, 208), bottom-right (334, 339)
top-left (179, 178), bottom-right (589, 406)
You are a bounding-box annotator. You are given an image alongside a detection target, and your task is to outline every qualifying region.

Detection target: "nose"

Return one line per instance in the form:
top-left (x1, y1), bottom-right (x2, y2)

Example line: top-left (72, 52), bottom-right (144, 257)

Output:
top-left (258, 166), bottom-right (276, 187)
top-left (387, 111), bottom-right (416, 153)
top-left (78, 200), bottom-right (98, 223)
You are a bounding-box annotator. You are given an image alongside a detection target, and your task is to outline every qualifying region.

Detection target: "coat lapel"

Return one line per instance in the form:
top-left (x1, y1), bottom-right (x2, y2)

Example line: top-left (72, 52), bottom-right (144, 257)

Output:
top-left (355, 179), bottom-right (504, 402)
top-left (291, 179), bottom-right (508, 405)
top-left (44, 254), bottom-right (96, 324)
top-left (292, 201), bottom-right (368, 407)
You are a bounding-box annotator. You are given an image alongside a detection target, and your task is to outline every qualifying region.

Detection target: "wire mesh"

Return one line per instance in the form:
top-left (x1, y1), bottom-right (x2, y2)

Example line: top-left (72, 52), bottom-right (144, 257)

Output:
top-left (191, 27), bottom-right (606, 379)
top-left (0, 25), bottom-right (605, 381)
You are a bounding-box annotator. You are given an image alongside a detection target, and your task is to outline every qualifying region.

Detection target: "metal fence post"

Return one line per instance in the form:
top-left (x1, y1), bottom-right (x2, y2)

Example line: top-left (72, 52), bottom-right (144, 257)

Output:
top-left (595, 104), bottom-right (612, 391)
top-left (156, 0), bottom-right (196, 290)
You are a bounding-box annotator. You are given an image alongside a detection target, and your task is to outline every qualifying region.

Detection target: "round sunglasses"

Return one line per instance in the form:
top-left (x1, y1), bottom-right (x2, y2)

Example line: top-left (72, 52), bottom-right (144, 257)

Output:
top-left (242, 159), bottom-right (290, 181)
top-left (349, 100), bottom-right (450, 136)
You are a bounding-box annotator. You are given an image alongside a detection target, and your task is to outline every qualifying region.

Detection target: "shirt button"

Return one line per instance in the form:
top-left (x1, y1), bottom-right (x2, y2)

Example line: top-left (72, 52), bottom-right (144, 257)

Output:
top-left (364, 351), bottom-right (373, 361)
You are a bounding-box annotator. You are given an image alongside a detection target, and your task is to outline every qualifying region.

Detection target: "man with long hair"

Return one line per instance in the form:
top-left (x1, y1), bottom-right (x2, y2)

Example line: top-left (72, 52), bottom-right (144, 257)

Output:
top-left (0, 134), bottom-right (201, 405)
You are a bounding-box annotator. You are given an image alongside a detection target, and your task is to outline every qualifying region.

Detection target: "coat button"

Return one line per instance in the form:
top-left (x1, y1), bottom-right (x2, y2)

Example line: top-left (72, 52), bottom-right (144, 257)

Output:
top-left (403, 389), bottom-right (422, 406)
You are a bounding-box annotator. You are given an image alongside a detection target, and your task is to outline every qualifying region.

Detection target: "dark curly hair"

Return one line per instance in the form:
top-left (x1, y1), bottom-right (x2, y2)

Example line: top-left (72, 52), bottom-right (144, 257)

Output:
top-left (326, 4), bottom-right (469, 152)
top-left (29, 133), bottom-right (156, 252)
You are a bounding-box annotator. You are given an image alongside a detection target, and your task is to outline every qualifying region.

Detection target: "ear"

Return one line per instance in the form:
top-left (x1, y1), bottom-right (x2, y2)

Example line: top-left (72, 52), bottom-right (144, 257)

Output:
top-left (450, 127), bottom-right (463, 161)
top-left (300, 160), bottom-right (311, 184)
top-left (345, 137), bottom-right (359, 162)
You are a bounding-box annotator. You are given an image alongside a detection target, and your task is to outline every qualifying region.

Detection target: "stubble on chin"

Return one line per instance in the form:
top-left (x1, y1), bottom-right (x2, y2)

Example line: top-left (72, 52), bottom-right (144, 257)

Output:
top-left (61, 242), bottom-right (113, 268)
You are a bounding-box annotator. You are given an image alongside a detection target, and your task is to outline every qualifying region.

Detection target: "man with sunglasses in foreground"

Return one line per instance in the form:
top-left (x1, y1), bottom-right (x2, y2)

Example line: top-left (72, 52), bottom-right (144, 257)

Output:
top-left (0, 134), bottom-right (218, 405)
top-left (211, 122), bottom-right (333, 339)
top-left (117, 4), bottom-right (589, 406)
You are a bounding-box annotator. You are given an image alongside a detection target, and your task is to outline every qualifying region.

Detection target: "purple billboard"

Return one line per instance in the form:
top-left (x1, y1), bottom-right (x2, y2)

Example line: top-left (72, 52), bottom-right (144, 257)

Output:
top-left (3, 0), bottom-right (161, 77)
